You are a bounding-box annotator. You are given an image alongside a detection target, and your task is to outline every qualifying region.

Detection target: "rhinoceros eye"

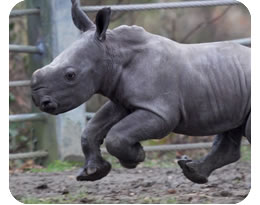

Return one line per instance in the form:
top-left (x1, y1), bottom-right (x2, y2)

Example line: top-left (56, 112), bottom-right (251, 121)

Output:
top-left (65, 71), bottom-right (76, 81)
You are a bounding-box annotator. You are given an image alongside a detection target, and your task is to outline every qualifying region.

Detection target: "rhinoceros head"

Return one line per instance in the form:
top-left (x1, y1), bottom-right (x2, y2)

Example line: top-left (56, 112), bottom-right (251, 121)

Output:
top-left (31, 0), bottom-right (111, 115)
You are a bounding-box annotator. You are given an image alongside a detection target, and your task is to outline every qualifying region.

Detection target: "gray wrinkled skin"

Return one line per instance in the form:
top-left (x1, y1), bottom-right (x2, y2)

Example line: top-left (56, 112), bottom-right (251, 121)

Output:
top-left (31, 0), bottom-right (251, 183)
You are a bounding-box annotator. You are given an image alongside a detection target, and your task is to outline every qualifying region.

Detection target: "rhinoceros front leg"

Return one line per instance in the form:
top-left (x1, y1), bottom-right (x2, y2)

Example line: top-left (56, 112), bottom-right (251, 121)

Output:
top-left (76, 101), bottom-right (128, 181)
top-left (178, 126), bottom-right (243, 184)
top-left (105, 110), bottom-right (173, 168)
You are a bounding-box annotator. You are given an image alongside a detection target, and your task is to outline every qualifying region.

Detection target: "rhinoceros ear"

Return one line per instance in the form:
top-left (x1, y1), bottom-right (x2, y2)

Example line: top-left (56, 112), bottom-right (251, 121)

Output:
top-left (71, 0), bottom-right (95, 32)
top-left (95, 7), bottom-right (111, 41)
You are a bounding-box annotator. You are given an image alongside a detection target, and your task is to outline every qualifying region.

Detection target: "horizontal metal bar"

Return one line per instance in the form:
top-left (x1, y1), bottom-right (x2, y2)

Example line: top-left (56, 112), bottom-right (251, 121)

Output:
top-left (144, 142), bottom-right (212, 151)
top-left (100, 142), bottom-right (212, 153)
top-left (9, 112), bottom-right (95, 122)
top-left (9, 141), bottom-right (249, 160)
top-left (86, 112), bottom-right (95, 120)
top-left (82, 0), bottom-right (241, 12)
top-left (9, 113), bottom-right (46, 123)
top-left (9, 8), bottom-right (40, 18)
top-left (8, 37), bottom-right (249, 56)
top-left (101, 141), bottom-right (249, 153)
top-left (9, 44), bottom-right (43, 54)
top-left (9, 80), bottom-right (31, 87)
top-left (9, 150), bottom-right (48, 160)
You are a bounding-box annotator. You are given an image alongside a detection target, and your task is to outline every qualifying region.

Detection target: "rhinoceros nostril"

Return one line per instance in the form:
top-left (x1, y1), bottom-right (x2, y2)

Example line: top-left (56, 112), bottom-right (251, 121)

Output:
top-left (41, 99), bottom-right (51, 108)
top-left (40, 99), bottom-right (57, 113)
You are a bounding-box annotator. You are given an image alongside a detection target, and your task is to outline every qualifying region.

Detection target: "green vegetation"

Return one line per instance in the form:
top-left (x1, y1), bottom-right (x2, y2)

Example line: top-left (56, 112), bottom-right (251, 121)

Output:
top-left (103, 151), bottom-right (178, 169)
top-left (20, 192), bottom-right (88, 204)
top-left (25, 151), bottom-right (177, 174)
top-left (28, 144), bottom-right (250, 173)
top-left (9, 92), bottom-right (16, 102)
top-left (141, 196), bottom-right (177, 204)
top-left (9, 122), bottom-right (33, 153)
top-left (30, 160), bottom-right (83, 173)
top-left (142, 151), bottom-right (178, 168)
top-left (241, 145), bottom-right (251, 162)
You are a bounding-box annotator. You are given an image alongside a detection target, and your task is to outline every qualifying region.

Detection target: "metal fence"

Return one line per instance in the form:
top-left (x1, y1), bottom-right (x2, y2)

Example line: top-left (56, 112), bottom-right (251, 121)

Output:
top-left (9, 0), bottom-right (250, 160)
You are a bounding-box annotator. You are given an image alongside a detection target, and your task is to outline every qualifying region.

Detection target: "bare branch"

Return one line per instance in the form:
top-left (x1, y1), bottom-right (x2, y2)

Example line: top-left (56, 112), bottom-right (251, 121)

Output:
top-left (180, 6), bottom-right (232, 43)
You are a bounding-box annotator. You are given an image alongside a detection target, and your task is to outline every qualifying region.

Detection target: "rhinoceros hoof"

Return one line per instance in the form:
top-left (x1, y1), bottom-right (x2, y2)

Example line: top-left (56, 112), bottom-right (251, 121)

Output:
top-left (76, 159), bottom-right (111, 181)
top-left (178, 158), bottom-right (208, 184)
top-left (119, 160), bottom-right (139, 169)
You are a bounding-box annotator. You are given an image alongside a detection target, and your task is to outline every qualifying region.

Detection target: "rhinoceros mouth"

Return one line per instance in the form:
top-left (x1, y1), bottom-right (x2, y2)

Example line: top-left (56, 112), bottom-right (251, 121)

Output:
top-left (31, 93), bottom-right (58, 115)
top-left (32, 86), bottom-right (46, 92)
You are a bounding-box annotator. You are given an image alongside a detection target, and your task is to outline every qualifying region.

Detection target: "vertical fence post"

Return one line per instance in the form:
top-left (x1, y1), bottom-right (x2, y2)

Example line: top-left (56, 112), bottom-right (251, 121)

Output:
top-left (26, 0), bottom-right (86, 162)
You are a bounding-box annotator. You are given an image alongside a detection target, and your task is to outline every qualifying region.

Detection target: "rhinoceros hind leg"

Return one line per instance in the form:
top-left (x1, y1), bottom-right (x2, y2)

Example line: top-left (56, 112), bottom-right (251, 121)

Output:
top-left (245, 112), bottom-right (251, 143)
top-left (178, 127), bottom-right (243, 184)
top-left (178, 156), bottom-right (208, 184)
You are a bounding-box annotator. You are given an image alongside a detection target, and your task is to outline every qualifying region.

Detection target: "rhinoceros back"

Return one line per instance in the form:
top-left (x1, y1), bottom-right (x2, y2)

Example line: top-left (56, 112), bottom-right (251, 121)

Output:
top-left (174, 42), bottom-right (250, 136)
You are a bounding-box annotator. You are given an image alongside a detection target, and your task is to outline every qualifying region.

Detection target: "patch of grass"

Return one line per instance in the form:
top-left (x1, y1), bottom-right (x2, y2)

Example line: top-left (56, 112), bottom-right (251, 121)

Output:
top-left (28, 151), bottom-right (177, 174)
top-left (103, 151), bottom-right (177, 169)
top-left (28, 144), bottom-right (250, 173)
top-left (103, 154), bottom-right (121, 169)
top-left (139, 196), bottom-right (177, 204)
top-left (164, 197), bottom-right (178, 204)
top-left (20, 192), bottom-right (89, 204)
top-left (19, 197), bottom-right (44, 204)
top-left (20, 194), bottom-right (178, 204)
top-left (30, 160), bottom-right (82, 173)
top-left (241, 145), bottom-right (251, 162)
top-left (139, 151), bottom-right (178, 168)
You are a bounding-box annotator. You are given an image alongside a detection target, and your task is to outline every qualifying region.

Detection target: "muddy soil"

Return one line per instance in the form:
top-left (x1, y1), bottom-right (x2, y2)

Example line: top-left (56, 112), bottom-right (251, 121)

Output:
top-left (10, 160), bottom-right (250, 204)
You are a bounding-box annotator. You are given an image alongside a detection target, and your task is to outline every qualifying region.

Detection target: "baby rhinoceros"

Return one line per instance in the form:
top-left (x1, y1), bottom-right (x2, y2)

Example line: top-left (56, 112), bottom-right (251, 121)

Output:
top-left (31, 0), bottom-right (251, 184)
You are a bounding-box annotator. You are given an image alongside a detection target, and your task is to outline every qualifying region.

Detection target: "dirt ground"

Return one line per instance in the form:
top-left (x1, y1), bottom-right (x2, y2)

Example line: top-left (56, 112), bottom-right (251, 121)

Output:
top-left (10, 159), bottom-right (250, 204)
